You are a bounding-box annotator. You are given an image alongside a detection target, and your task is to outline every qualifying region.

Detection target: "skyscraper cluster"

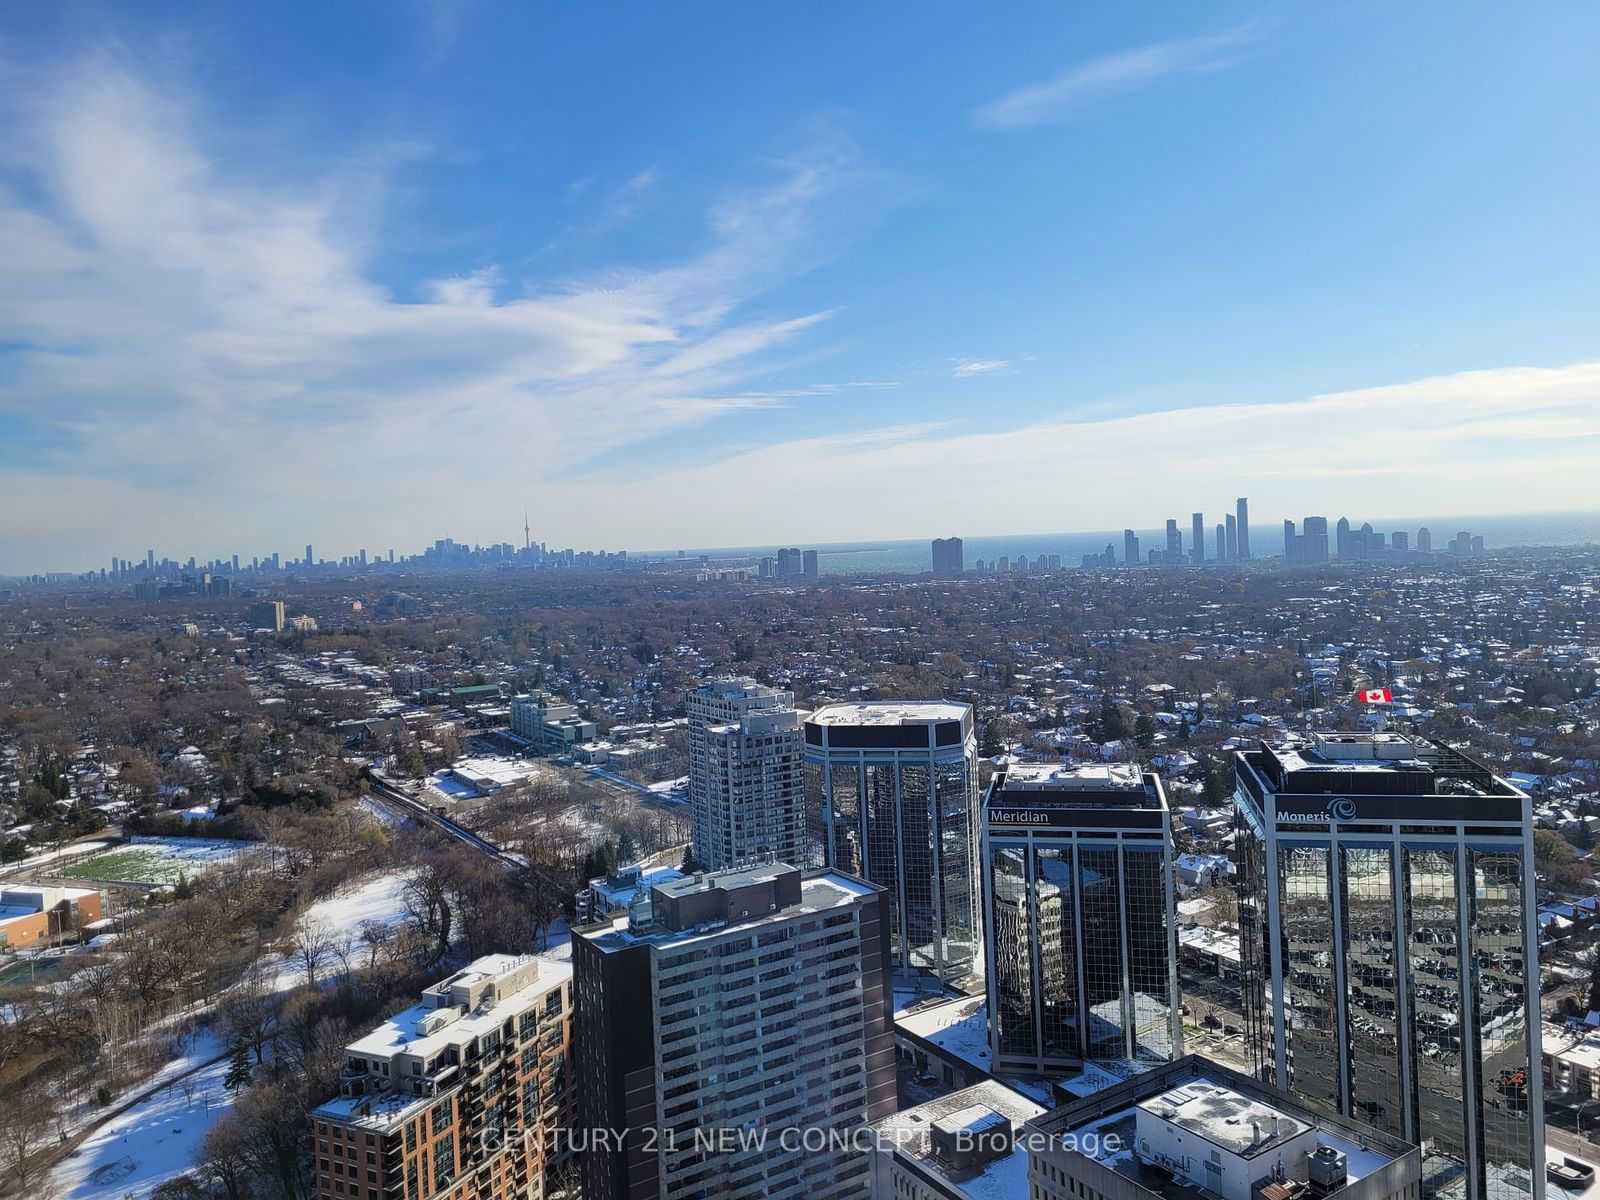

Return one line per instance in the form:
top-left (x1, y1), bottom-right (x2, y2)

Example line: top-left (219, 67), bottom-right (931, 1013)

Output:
top-left (759, 547), bottom-right (821, 579)
top-left (1108, 497), bottom-right (1252, 566)
top-left (310, 664), bottom-right (1540, 1200)
top-left (1277, 518), bottom-right (1486, 563)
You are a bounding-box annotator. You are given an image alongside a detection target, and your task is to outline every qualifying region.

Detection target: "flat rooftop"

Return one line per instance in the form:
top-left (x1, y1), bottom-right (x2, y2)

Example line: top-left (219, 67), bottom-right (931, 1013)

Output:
top-left (870, 1080), bottom-right (1044, 1198)
top-left (999, 762), bottom-right (1146, 791)
top-left (807, 701), bottom-right (971, 725)
top-left (1247, 732), bottom-right (1521, 800)
top-left (579, 868), bottom-right (875, 954)
top-left (988, 763), bottom-right (1165, 811)
top-left (342, 955), bottom-right (569, 1062)
top-left (1137, 1081), bottom-right (1308, 1159)
top-left (1030, 1057), bottom-right (1415, 1200)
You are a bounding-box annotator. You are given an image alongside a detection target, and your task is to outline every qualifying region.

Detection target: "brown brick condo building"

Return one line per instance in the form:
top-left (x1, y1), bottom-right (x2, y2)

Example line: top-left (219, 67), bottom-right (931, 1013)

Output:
top-left (310, 954), bottom-right (573, 1200)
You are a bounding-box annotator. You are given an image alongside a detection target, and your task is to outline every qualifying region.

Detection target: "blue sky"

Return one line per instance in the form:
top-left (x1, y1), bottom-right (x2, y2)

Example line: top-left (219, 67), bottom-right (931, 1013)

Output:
top-left (2, 2), bottom-right (1599, 571)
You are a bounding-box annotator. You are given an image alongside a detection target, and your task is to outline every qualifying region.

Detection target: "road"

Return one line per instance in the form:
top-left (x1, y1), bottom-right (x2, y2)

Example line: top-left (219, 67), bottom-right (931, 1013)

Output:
top-left (1549, 1124), bottom-right (1600, 1160)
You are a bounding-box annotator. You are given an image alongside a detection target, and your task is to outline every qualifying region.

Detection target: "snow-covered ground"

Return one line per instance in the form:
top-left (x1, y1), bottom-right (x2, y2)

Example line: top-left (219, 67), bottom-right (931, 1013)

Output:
top-left (2, 839), bottom-right (112, 875)
top-left (61, 837), bottom-right (254, 885)
top-left (358, 795), bottom-right (410, 828)
top-left (301, 868), bottom-right (413, 942)
top-left (50, 1032), bottom-right (233, 1200)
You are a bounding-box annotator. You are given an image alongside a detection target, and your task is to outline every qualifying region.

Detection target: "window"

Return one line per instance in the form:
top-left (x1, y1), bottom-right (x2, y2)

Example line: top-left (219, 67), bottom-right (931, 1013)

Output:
top-left (433, 1134), bottom-right (455, 1190)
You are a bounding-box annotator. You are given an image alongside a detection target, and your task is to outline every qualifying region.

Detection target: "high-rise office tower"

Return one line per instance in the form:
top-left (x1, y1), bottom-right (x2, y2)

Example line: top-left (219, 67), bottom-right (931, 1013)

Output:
top-left (803, 702), bottom-right (980, 986)
top-left (1392, 531), bottom-right (1409, 551)
top-left (1235, 497), bottom-right (1251, 560)
top-left (1283, 519), bottom-right (1299, 564)
top-left (1164, 519), bottom-right (1182, 563)
top-left (1232, 733), bottom-right (1541, 1200)
top-left (931, 536), bottom-right (965, 578)
top-left (1191, 512), bottom-right (1205, 563)
top-left (146, 549), bottom-right (155, 572)
top-left (1223, 514), bottom-right (1237, 560)
top-left (1358, 522), bottom-right (1377, 559)
top-left (802, 548), bottom-right (819, 578)
top-left (249, 599), bottom-right (286, 632)
top-left (1417, 527), bottom-right (1432, 552)
top-left (983, 763), bottom-right (1180, 1074)
top-left (686, 679), bottom-right (802, 871)
top-left (1336, 516), bottom-right (1352, 558)
top-left (305, 543), bottom-right (313, 567)
top-left (574, 863), bottom-right (895, 1200)
top-left (1215, 522), bottom-right (1226, 561)
top-left (309, 954), bottom-right (574, 1200)
top-left (1302, 516), bottom-right (1330, 564)
top-left (1123, 529), bottom-right (1139, 567)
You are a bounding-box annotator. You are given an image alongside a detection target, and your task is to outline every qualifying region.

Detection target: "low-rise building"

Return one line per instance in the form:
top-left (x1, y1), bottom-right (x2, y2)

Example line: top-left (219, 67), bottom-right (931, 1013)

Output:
top-left (309, 953), bottom-right (574, 1200)
top-left (510, 692), bottom-right (597, 753)
top-left (0, 885), bottom-right (103, 947)
top-left (868, 1079), bottom-right (1045, 1198)
top-left (1543, 1024), bottom-right (1600, 1099)
top-left (1024, 1056), bottom-right (1419, 1200)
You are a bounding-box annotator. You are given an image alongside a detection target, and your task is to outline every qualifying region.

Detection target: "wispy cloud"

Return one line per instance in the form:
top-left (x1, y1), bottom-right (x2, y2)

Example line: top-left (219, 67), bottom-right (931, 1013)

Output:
top-left (975, 22), bottom-right (1262, 129)
top-left (951, 358), bottom-right (1013, 377)
top-left (552, 360), bottom-right (1600, 547)
top-left (0, 51), bottom-right (868, 570)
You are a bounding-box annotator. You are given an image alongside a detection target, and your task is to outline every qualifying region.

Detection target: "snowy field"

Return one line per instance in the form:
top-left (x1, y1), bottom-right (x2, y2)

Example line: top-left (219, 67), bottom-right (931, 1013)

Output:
top-left (50, 1033), bottom-right (233, 1200)
top-left (300, 869), bottom-right (413, 950)
top-left (61, 837), bottom-right (254, 884)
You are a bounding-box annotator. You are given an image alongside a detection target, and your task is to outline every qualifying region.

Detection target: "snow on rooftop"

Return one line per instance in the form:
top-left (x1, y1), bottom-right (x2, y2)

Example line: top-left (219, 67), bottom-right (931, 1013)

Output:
top-left (807, 700), bottom-right (970, 725)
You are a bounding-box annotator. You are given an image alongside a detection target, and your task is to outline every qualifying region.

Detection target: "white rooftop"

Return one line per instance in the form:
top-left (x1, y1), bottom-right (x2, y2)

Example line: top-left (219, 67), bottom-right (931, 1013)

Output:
top-left (344, 955), bottom-right (569, 1062)
top-left (1137, 1081), bottom-right (1309, 1158)
top-left (808, 700), bottom-right (970, 725)
top-left (1001, 762), bottom-right (1145, 791)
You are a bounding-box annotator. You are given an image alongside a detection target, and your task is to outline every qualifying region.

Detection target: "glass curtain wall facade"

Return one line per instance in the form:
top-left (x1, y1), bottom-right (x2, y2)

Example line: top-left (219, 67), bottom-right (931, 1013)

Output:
top-left (803, 703), bottom-right (980, 986)
top-left (983, 764), bottom-right (1180, 1075)
top-left (1232, 735), bottom-right (1541, 1200)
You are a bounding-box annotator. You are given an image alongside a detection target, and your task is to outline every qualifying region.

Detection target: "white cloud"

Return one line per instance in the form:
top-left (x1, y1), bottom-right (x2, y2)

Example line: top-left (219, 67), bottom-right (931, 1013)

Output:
top-left (975, 22), bottom-right (1261, 129)
top-left (545, 359), bottom-right (1600, 548)
top-left (951, 358), bottom-right (1013, 378)
top-left (0, 52), bottom-right (866, 570)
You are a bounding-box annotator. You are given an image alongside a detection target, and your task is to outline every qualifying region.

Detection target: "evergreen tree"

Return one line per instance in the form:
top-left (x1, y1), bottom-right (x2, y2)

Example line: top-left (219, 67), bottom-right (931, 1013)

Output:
top-left (1134, 711), bottom-right (1156, 748)
top-left (224, 1040), bottom-right (253, 1094)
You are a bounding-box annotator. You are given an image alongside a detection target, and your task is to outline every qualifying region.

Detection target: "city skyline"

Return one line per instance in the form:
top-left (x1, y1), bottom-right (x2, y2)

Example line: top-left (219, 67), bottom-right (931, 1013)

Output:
top-left (10, 501), bottom-right (1600, 581)
top-left (3, 6), bottom-right (1600, 569)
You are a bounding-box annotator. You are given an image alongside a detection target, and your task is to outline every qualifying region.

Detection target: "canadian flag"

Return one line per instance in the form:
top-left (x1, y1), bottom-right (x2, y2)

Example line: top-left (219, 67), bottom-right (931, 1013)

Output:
top-left (1357, 687), bottom-right (1393, 705)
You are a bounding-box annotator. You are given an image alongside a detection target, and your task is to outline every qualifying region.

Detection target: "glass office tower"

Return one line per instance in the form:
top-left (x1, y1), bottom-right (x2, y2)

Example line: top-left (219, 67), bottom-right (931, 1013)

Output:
top-left (1233, 733), bottom-right (1541, 1200)
top-left (982, 763), bottom-right (1180, 1074)
top-left (803, 702), bottom-right (979, 986)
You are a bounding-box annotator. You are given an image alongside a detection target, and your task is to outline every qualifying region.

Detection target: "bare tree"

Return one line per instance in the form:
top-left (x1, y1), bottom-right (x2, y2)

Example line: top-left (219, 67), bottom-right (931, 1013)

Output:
top-left (0, 1084), bottom-right (54, 1196)
top-left (290, 918), bottom-right (337, 988)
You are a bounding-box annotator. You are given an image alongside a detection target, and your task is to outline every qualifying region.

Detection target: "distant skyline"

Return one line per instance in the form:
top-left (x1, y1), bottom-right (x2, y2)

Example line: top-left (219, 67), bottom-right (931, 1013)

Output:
top-left (2, 3), bottom-right (1599, 572)
top-left (14, 505), bottom-right (1600, 580)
